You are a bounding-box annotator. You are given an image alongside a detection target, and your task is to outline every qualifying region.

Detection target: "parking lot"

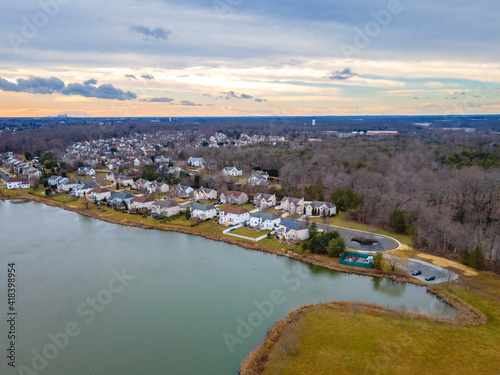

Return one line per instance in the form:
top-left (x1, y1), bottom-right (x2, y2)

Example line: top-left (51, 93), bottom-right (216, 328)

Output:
top-left (405, 258), bottom-right (459, 284)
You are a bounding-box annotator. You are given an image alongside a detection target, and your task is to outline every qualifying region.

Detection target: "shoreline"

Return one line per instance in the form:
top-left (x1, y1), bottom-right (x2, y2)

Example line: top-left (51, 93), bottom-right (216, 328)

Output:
top-left (1, 194), bottom-right (488, 373)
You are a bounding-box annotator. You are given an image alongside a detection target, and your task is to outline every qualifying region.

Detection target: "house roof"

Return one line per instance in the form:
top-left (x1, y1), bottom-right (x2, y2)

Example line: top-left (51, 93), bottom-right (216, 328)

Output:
top-left (152, 200), bottom-right (179, 208)
top-left (7, 177), bottom-right (29, 184)
top-left (130, 196), bottom-right (154, 203)
top-left (281, 219), bottom-right (308, 231)
top-left (110, 192), bottom-right (135, 200)
top-left (222, 190), bottom-right (245, 197)
top-left (220, 206), bottom-right (249, 215)
top-left (308, 201), bottom-right (336, 209)
top-left (255, 193), bottom-right (274, 200)
top-left (190, 202), bottom-right (216, 211)
top-left (282, 197), bottom-right (303, 205)
top-left (250, 211), bottom-right (280, 221)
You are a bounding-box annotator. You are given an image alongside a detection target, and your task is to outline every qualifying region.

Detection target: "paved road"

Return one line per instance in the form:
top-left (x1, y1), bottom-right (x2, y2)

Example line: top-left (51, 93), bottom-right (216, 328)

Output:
top-left (0, 170), bottom-right (10, 183)
top-left (315, 223), bottom-right (400, 252)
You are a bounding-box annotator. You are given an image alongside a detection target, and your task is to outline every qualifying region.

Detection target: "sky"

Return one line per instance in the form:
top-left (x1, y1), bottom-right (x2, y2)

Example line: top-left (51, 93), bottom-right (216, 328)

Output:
top-left (0, 0), bottom-right (499, 117)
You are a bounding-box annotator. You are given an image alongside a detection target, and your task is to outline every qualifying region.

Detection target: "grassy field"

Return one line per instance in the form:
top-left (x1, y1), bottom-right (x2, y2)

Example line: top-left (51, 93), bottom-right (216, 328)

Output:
top-left (230, 227), bottom-right (271, 238)
top-left (310, 212), bottom-right (413, 247)
top-left (264, 280), bottom-right (500, 375)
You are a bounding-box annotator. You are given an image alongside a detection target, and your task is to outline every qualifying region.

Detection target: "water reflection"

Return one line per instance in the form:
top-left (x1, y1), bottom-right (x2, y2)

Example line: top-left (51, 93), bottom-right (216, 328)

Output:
top-left (372, 277), bottom-right (407, 297)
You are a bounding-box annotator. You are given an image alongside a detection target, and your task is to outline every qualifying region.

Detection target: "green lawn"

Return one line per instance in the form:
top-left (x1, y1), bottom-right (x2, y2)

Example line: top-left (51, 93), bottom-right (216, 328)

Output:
top-left (264, 281), bottom-right (500, 375)
top-left (230, 227), bottom-right (271, 238)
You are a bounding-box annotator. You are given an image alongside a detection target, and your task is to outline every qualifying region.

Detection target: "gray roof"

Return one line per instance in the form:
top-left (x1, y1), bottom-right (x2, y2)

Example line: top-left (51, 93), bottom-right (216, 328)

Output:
top-left (309, 201), bottom-right (335, 209)
top-left (282, 197), bottom-right (302, 204)
top-left (190, 202), bottom-right (216, 211)
top-left (250, 211), bottom-right (280, 221)
top-left (110, 192), bottom-right (135, 200)
top-left (255, 193), bottom-right (274, 200)
top-left (152, 200), bottom-right (179, 208)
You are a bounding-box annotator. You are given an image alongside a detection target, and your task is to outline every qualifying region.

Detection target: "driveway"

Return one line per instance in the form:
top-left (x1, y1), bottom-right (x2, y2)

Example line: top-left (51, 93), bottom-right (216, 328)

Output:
top-left (0, 170), bottom-right (10, 183)
top-left (315, 223), bottom-right (400, 252)
top-left (405, 258), bottom-right (458, 285)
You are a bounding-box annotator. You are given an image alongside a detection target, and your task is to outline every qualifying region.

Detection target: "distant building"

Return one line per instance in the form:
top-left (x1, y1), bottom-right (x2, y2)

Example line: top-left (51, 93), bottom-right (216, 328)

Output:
top-left (222, 166), bottom-right (243, 177)
top-left (6, 177), bottom-right (30, 189)
top-left (187, 157), bottom-right (206, 168)
top-left (367, 131), bottom-right (398, 135)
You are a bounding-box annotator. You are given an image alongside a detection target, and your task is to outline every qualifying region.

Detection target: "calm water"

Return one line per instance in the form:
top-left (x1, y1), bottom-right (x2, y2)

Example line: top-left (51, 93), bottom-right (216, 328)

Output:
top-left (0, 201), bottom-right (454, 375)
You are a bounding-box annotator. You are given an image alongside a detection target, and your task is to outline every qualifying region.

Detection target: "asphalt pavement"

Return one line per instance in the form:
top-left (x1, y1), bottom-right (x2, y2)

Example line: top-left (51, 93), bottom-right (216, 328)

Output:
top-left (315, 222), bottom-right (400, 252)
top-left (405, 258), bottom-right (458, 285)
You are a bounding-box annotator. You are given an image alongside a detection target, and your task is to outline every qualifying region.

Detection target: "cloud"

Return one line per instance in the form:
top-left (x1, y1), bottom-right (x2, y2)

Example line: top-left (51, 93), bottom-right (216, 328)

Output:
top-left (179, 100), bottom-right (202, 106)
top-left (130, 25), bottom-right (171, 41)
top-left (125, 74), bottom-right (137, 79)
top-left (0, 76), bottom-right (64, 94)
top-left (141, 97), bottom-right (174, 103)
top-left (329, 68), bottom-right (357, 80)
top-left (141, 74), bottom-right (154, 80)
top-left (219, 91), bottom-right (266, 102)
top-left (0, 76), bottom-right (137, 100)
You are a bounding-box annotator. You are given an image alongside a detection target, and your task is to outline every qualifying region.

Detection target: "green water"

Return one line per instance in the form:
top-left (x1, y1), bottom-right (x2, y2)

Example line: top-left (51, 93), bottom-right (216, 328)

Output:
top-left (0, 201), bottom-right (454, 374)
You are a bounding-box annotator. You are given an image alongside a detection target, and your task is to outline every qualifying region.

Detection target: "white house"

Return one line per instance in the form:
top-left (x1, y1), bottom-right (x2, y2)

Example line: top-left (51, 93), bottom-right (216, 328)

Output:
top-left (305, 201), bottom-right (337, 216)
top-left (218, 206), bottom-right (250, 226)
top-left (78, 166), bottom-right (95, 176)
top-left (128, 196), bottom-right (155, 211)
top-left (151, 200), bottom-right (180, 217)
top-left (220, 191), bottom-right (248, 205)
top-left (249, 211), bottom-right (281, 230)
top-left (190, 202), bottom-right (218, 220)
top-left (71, 183), bottom-right (95, 197)
top-left (58, 179), bottom-right (80, 192)
top-left (144, 182), bottom-right (169, 194)
top-left (87, 188), bottom-right (112, 202)
top-left (25, 167), bottom-right (41, 179)
top-left (187, 157), bottom-right (206, 168)
top-left (6, 177), bottom-right (30, 189)
top-left (172, 185), bottom-right (194, 198)
top-left (280, 197), bottom-right (305, 214)
top-left (193, 188), bottom-right (218, 201)
top-left (154, 155), bottom-right (171, 164)
top-left (48, 175), bottom-right (66, 187)
top-left (222, 166), bottom-right (242, 176)
top-left (253, 193), bottom-right (276, 210)
top-left (276, 219), bottom-right (309, 241)
top-left (248, 174), bottom-right (269, 186)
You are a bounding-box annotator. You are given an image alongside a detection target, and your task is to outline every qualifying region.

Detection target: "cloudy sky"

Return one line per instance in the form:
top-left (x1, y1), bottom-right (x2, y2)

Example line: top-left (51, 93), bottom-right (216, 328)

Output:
top-left (0, 0), bottom-right (499, 117)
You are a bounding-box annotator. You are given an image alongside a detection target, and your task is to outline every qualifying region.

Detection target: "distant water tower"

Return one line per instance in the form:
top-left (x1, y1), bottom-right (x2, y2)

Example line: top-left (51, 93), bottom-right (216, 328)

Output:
top-left (312, 119), bottom-right (316, 126)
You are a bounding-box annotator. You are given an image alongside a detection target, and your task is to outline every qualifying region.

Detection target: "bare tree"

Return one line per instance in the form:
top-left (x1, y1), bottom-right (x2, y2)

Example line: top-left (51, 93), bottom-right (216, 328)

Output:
top-left (81, 196), bottom-right (91, 209)
top-left (385, 254), bottom-right (402, 272)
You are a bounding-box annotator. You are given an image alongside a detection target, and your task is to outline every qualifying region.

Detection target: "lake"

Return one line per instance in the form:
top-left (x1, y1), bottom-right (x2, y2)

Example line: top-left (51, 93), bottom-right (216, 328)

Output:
top-left (0, 201), bottom-right (454, 374)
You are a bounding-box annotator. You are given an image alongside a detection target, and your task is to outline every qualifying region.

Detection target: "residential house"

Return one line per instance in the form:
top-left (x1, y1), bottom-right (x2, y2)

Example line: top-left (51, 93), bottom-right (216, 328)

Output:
top-left (190, 202), bottom-right (217, 220)
top-left (48, 175), bottom-right (66, 187)
top-left (70, 182), bottom-right (96, 197)
top-left (106, 171), bottom-right (120, 182)
top-left (144, 181), bottom-right (169, 195)
top-left (109, 192), bottom-right (135, 207)
top-left (87, 188), bottom-right (112, 202)
top-left (193, 188), bottom-right (218, 201)
top-left (220, 191), bottom-right (248, 205)
top-left (280, 197), bottom-right (305, 214)
top-left (6, 177), bottom-right (30, 189)
top-left (305, 201), bottom-right (337, 216)
top-left (132, 178), bottom-right (149, 191)
top-left (253, 193), bottom-right (276, 210)
top-left (249, 211), bottom-right (281, 230)
top-left (154, 155), bottom-right (171, 164)
top-left (25, 167), bottom-right (41, 179)
top-left (128, 196), bottom-right (155, 211)
top-left (58, 179), bottom-right (80, 192)
top-left (276, 219), bottom-right (309, 241)
top-left (248, 172), bottom-right (269, 186)
top-left (151, 200), bottom-right (180, 217)
top-left (222, 166), bottom-right (242, 176)
top-left (78, 166), bottom-right (95, 176)
top-left (172, 185), bottom-right (194, 198)
top-left (187, 157), bottom-right (206, 168)
top-left (218, 206), bottom-right (250, 226)
top-left (116, 175), bottom-right (134, 187)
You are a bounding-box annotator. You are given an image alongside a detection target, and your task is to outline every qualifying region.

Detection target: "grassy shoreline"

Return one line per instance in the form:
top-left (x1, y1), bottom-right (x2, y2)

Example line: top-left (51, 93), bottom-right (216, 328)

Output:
top-left (1, 191), bottom-right (493, 374)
